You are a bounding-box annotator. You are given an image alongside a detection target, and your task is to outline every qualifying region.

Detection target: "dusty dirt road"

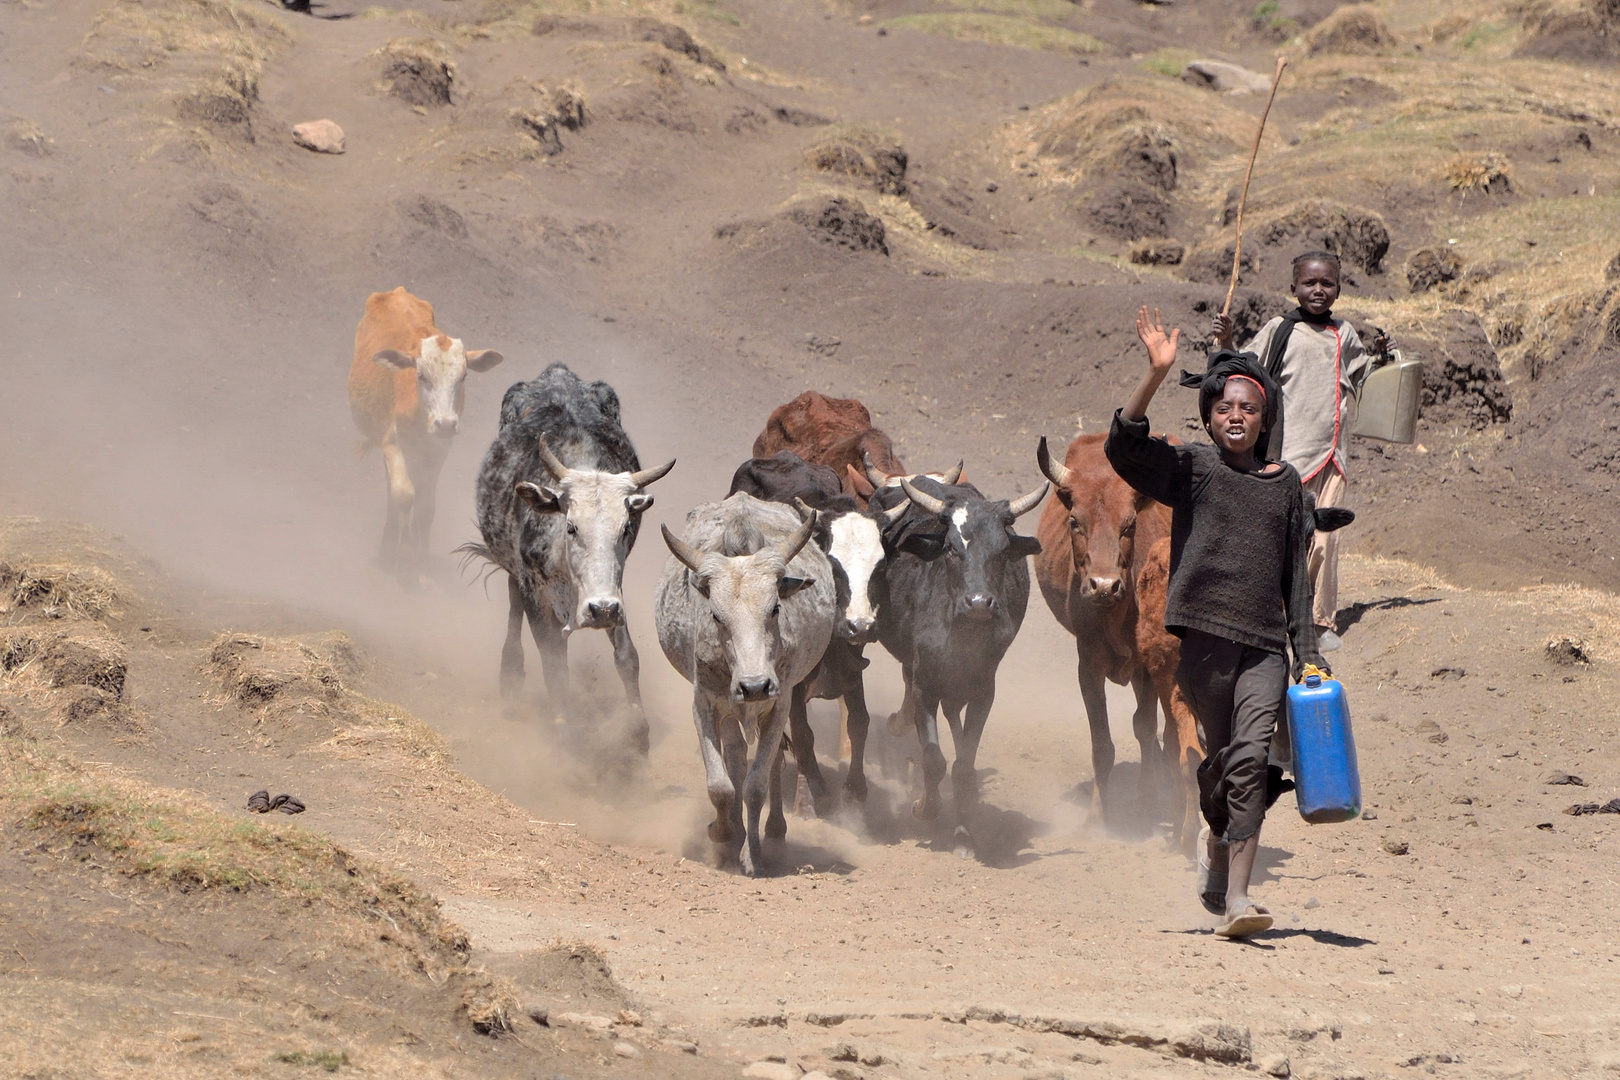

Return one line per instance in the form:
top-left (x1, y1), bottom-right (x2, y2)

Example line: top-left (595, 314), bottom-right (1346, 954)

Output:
top-left (4, 0), bottom-right (1620, 1075)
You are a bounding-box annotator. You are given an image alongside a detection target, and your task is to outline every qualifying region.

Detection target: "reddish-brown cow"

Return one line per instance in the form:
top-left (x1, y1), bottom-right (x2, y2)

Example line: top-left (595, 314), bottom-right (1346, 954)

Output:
top-left (348, 287), bottom-right (504, 573)
top-left (752, 391), bottom-right (962, 508)
top-left (1034, 433), bottom-right (1202, 853)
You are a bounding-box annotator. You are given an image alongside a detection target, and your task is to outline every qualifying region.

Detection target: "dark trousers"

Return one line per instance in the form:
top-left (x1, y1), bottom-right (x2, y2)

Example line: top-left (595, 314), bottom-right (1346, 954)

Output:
top-left (1176, 629), bottom-right (1288, 844)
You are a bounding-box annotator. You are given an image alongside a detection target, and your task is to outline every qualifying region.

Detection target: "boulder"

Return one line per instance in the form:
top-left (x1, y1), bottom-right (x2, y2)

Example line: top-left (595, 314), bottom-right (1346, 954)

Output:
top-left (292, 119), bottom-right (345, 154)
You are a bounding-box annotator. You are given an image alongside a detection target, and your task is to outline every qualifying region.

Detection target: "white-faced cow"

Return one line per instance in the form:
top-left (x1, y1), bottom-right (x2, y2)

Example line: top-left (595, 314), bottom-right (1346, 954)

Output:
top-left (727, 451), bottom-right (907, 808)
top-left (875, 475), bottom-right (1047, 857)
top-left (465, 363), bottom-right (673, 751)
top-left (348, 287), bottom-right (504, 573)
top-left (655, 494), bottom-right (836, 876)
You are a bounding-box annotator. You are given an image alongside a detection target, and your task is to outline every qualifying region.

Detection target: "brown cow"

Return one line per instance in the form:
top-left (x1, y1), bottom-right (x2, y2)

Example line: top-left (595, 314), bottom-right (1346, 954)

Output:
top-left (1034, 433), bottom-right (1201, 853)
top-left (1134, 537), bottom-right (1203, 854)
top-left (753, 391), bottom-right (959, 508)
top-left (348, 287), bottom-right (504, 572)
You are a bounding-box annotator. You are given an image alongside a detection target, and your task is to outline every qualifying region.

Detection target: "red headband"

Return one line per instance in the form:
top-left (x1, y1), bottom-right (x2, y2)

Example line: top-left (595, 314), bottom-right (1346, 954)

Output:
top-left (1226, 374), bottom-right (1267, 405)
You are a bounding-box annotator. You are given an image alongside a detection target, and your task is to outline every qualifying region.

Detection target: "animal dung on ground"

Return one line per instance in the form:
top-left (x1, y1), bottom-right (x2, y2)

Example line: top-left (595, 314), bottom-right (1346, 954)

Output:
top-left (246, 790), bottom-right (307, 814)
top-left (291, 119), bottom-right (344, 154)
top-left (1382, 838), bottom-right (1409, 855)
top-left (1541, 770), bottom-right (1585, 786)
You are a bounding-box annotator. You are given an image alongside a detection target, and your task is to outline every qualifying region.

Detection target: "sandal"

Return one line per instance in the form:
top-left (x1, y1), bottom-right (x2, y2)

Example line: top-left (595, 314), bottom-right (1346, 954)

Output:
top-left (1214, 903), bottom-right (1273, 939)
top-left (1195, 825), bottom-right (1227, 916)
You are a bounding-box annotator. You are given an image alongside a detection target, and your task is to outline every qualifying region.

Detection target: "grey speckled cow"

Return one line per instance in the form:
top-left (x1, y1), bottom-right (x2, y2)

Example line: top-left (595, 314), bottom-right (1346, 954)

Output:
top-left (654, 494), bottom-right (836, 876)
top-left (464, 363), bottom-right (673, 751)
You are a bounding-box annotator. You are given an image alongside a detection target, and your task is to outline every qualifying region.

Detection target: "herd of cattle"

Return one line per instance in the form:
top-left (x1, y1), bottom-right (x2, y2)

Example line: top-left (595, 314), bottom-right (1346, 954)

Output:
top-left (348, 288), bottom-right (1202, 876)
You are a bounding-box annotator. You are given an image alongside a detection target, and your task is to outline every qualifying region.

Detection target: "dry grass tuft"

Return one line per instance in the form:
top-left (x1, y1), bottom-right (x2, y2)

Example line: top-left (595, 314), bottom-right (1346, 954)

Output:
top-left (373, 38), bottom-right (457, 107)
top-left (1016, 76), bottom-right (1249, 186)
top-left (881, 12), bottom-right (1104, 54)
top-left (0, 561), bottom-right (125, 620)
top-left (1444, 152), bottom-right (1514, 194)
top-left (461, 972), bottom-right (521, 1033)
top-left (1307, 4), bottom-right (1401, 55)
top-left (205, 631), bottom-right (358, 709)
top-left (804, 123), bottom-right (909, 195)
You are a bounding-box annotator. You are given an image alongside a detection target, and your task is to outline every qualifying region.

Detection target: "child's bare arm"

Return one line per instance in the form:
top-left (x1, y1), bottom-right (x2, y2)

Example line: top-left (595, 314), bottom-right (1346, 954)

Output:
top-left (1123, 306), bottom-right (1180, 422)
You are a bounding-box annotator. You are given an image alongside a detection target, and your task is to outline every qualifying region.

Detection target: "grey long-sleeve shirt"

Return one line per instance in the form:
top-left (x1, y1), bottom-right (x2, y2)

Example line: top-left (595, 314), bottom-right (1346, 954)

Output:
top-left (1244, 315), bottom-right (1371, 482)
top-left (1105, 411), bottom-right (1324, 675)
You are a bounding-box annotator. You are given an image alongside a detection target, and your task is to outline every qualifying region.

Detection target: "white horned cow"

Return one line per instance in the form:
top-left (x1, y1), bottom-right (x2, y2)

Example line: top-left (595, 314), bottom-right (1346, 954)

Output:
top-left (655, 494), bottom-right (836, 876)
top-left (465, 363), bottom-right (674, 751)
top-left (348, 287), bottom-right (504, 574)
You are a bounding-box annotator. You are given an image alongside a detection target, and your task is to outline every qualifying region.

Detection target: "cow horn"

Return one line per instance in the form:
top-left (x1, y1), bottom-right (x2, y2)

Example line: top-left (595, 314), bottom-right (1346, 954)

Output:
top-left (791, 497), bottom-right (816, 522)
top-left (881, 501), bottom-right (908, 524)
top-left (779, 509), bottom-right (818, 563)
top-left (899, 478), bottom-right (947, 517)
top-left (939, 460), bottom-right (963, 485)
top-left (629, 458), bottom-right (676, 488)
top-left (661, 524), bottom-right (704, 573)
top-left (1036, 437), bottom-right (1073, 488)
top-left (1007, 482), bottom-right (1051, 519)
top-left (535, 436), bottom-right (569, 479)
top-left (863, 452), bottom-right (889, 489)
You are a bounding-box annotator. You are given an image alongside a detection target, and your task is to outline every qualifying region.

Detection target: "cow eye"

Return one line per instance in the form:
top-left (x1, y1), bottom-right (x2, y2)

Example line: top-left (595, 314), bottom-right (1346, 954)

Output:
top-left (1068, 518), bottom-right (1082, 533)
top-left (566, 521), bottom-right (579, 536)
top-left (771, 603), bottom-right (782, 619)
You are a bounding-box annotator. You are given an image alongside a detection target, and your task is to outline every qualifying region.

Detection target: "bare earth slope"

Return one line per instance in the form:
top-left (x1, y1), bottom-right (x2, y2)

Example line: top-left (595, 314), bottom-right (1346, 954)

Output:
top-left (4, 0), bottom-right (1620, 1076)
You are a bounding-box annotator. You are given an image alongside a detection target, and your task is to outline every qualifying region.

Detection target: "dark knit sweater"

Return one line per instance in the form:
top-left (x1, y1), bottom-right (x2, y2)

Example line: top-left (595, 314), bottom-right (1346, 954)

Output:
top-left (1105, 410), bottom-right (1324, 675)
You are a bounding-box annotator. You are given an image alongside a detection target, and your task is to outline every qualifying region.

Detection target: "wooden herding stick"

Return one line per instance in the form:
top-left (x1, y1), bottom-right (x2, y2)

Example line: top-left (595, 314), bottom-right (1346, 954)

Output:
top-left (1222, 56), bottom-right (1289, 317)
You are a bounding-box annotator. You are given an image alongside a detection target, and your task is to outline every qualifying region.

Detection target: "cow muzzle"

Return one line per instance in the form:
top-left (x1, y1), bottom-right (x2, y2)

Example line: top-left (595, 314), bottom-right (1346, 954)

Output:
top-left (839, 615), bottom-right (876, 642)
top-left (959, 593), bottom-right (998, 620)
top-left (578, 598), bottom-right (624, 629)
top-left (1082, 575), bottom-right (1126, 604)
top-left (732, 675), bottom-right (779, 702)
top-left (430, 417), bottom-right (460, 437)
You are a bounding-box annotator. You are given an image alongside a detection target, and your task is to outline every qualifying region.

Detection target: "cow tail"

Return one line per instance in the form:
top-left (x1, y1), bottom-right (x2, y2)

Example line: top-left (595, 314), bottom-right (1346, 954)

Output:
top-left (453, 542), bottom-right (504, 596)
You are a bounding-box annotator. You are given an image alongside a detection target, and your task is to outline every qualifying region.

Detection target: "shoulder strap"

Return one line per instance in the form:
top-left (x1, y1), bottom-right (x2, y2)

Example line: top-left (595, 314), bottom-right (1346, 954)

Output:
top-left (1261, 311), bottom-right (1303, 380)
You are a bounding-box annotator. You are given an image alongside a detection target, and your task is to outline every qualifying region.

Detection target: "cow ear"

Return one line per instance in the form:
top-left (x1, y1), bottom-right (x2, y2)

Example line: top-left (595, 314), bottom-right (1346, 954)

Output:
top-left (465, 349), bottom-right (505, 372)
top-left (897, 533), bottom-right (947, 561)
top-left (1131, 489), bottom-right (1155, 512)
top-left (516, 481), bottom-right (563, 513)
top-left (846, 464), bottom-right (875, 499)
top-left (778, 576), bottom-right (815, 599)
top-left (690, 572), bottom-right (711, 598)
top-left (1009, 533), bottom-right (1044, 559)
top-left (626, 493), bottom-right (654, 514)
top-left (372, 349), bottom-right (416, 371)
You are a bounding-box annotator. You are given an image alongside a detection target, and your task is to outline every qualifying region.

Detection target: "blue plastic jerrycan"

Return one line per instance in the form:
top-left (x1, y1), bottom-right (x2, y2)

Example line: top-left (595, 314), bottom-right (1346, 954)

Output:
top-left (1287, 665), bottom-right (1362, 823)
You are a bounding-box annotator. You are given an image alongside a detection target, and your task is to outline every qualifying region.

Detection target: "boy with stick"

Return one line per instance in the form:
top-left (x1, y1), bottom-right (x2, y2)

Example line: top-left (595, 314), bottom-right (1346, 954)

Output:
top-left (1210, 252), bottom-right (1393, 650)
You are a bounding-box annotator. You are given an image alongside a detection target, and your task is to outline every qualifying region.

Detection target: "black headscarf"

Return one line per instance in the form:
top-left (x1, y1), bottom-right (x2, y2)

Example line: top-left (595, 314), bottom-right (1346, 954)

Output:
top-left (1177, 349), bottom-right (1283, 462)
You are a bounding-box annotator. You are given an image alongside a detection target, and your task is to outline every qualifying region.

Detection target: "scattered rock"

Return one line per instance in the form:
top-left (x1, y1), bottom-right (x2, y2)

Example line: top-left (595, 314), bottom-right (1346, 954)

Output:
top-left (1169, 1020), bottom-right (1252, 1064)
top-left (1536, 821), bottom-right (1555, 831)
top-left (1541, 770), bottom-right (1585, 786)
top-left (743, 1062), bottom-right (800, 1080)
top-left (1415, 718), bottom-right (1449, 743)
top-left (1563, 799), bottom-right (1620, 815)
top-left (617, 1009), bottom-right (642, 1027)
top-left (1545, 637), bottom-right (1592, 666)
top-left (612, 1041), bottom-right (641, 1058)
top-left (1307, 4), bottom-right (1399, 55)
top-left (5, 119), bottom-right (51, 157)
top-left (291, 119), bottom-right (344, 154)
top-left (1382, 838), bottom-right (1409, 855)
top-left (827, 1043), bottom-right (859, 1061)
top-left (1180, 60), bottom-right (1273, 94)
top-left (555, 1012), bottom-right (615, 1030)
top-left (1261, 1054), bottom-right (1292, 1078)
top-left (526, 1003), bottom-right (550, 1026)
top-left (1129, 238), bottom-right (1185, 265)
top-left (1429, 666), bottom-right (1465, 681)
top-left (1405, 247), bottom-right (1461, 293)
top-left (858, 1050), bottom-right (889, 1066)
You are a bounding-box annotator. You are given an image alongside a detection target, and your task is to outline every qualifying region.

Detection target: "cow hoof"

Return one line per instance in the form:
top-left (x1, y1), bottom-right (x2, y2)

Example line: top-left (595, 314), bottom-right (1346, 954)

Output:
top-left (843, 775), bottom-right (868, 803)
top-left (765, 815), bottom-right (787, 840)
top-left (912, 797), bottom-right (939, 821)
top-left (708, 820), bottom-right (733, 843)
top-left (952, 826), bottom-right (973, 860)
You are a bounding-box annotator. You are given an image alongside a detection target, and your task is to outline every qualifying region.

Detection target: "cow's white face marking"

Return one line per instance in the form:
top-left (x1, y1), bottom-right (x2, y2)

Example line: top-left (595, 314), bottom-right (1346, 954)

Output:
top-left (828, 514), bottom-right (884, 625)
top-left (414, 335), bottom-right (471, 436)
top-left (554, 470), bottom-right (646, 629)
top-left (698, 550), bottom-right (792, 703)
top-left (951, 507), bottom-right (970, 547)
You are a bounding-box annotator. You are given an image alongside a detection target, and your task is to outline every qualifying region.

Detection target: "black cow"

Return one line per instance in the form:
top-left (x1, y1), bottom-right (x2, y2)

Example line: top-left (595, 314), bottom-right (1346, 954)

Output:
top-left (463, 363), bottom-right (673, 750)
top-left (875, 475), bottom-right (1048, 855)
top-left (726, 450), bottom-right (906, 807)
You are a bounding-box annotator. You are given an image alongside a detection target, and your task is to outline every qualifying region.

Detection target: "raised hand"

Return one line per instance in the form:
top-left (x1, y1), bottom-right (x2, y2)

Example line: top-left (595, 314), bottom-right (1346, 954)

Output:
top-left (1210, 312), bottom-right (1236, 350)
top-left (1136, 305), bottom-right (1181, 375)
